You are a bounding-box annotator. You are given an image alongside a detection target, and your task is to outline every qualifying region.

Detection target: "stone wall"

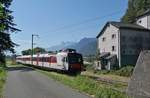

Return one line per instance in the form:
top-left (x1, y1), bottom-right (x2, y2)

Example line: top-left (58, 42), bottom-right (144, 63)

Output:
top-left (127, 50), bottom-right (150, 98)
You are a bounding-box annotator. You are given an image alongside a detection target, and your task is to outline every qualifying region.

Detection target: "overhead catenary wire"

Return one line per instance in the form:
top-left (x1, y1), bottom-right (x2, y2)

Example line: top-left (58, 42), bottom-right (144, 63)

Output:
top-left (40, 9), bottom-right (125, 47)
top-left (48, 9), bottom-right (125, 33)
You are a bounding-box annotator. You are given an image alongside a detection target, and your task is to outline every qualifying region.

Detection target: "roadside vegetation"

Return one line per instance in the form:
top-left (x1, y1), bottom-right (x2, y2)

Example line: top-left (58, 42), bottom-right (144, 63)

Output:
top-left (38, 69), bottom-right (129, 98)
top-left (94, 66), bottom-right (134, 77)
top-left (84, 63), bottom-right (134, 77)
top-left (0, 59), bottom-right (19, 97)
top-left (0, 66), bottom-right (6, 97)
top-left (0, 0), bottom-right (19, 96)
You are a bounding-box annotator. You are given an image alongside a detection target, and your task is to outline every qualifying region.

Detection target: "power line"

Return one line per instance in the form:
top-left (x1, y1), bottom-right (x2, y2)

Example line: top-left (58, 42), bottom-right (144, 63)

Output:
top-left (48, 9), bottom-right (124, 33)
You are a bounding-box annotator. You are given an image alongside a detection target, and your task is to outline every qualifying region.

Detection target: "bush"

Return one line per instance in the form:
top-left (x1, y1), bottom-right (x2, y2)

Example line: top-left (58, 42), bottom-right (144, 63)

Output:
top-left (115, 66), bottom-right (134, 77)
top-left (84, 63), bottom-right (94, 71)
top-left (94, 66), bottom-right (134, 77)
top-left (0, 53), bottom-right (6, 65)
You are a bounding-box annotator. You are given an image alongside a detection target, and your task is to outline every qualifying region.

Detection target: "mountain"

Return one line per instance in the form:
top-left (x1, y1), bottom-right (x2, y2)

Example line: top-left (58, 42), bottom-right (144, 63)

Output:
top-left (66, 38), bottom-right (97, 56)
top-left (46, 41), bottom-right (76, 51)
top-left (47, 38), bottom-right (97, 56)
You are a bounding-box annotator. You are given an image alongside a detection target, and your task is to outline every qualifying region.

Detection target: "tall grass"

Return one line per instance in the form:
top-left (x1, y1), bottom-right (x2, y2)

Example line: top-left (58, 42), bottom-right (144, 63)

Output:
top-left (0, 67), bottom-right (6, 97)
top-left (39, 70), bottom-right (129, 98)
top-left (94, 66), bottom-right (134, 77)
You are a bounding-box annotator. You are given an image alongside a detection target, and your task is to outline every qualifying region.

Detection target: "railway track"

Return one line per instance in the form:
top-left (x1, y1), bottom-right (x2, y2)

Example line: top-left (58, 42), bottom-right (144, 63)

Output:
top-left (88, 75), bottom-right (128, 85)
top-left (81, 72), bottom-right (129, 93)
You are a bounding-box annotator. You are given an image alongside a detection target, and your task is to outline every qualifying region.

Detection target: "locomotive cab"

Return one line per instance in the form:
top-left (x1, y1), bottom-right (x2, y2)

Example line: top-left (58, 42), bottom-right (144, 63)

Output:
top-left (57, 49), bottom-right (84, 72)
top-left (67, 53), bottom-right (83, 72)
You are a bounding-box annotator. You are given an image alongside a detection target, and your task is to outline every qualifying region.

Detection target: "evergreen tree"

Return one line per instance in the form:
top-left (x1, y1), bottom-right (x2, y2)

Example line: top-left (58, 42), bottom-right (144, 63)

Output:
top-left (22, 47), bottom-right (46, 55)
top-left (121, 0), bottom-right (137, 23)
top-left (0, 0), bottom-right (20, 65)
top-left (121, 0), bottom-right (150, 23)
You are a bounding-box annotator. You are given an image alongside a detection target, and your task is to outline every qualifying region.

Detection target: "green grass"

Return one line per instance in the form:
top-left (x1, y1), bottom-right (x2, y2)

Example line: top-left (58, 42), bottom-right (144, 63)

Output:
top-left (38, 70), bottom-right (129, 98)
top-left (94, 66), bottom-right (134, 77)
top-left (84, 63), bottom-right (95, 71)
top-left (6, 59), bottom-right (24, 68)
top-left (115, 66), bottom-right (134, 77)
top-left (0, 67), bottom-right (6, 97)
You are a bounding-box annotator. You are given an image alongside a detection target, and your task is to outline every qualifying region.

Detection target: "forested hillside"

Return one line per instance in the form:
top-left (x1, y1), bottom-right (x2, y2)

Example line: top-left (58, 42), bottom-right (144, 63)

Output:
top-left (121, 0), bottom-right (150, 23)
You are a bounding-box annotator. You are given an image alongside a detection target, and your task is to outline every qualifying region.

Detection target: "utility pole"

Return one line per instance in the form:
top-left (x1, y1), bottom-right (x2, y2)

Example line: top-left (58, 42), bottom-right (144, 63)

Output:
top-left (31, 34), bottom-right (39, 65)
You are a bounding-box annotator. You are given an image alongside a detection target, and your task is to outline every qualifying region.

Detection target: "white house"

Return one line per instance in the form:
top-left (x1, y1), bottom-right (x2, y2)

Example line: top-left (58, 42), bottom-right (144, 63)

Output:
top-left (96, 21), bottom-right (150, 70)
top-left (136, 9), bottom-right (150, 29)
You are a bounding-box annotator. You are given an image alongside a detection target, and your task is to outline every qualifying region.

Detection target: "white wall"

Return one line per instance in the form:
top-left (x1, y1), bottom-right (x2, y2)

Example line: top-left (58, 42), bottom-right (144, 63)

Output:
top-left (136, 14), bottom-right (150, 30)
top-left (98, 24), bottom-right (119, 58)
top-left (148, 15), bottom-right (150, 29)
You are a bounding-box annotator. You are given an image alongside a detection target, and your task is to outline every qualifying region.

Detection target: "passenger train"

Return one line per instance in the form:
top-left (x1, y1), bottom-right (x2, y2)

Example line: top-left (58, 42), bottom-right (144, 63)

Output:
top-left (16, 49), bottom-right (84, 73)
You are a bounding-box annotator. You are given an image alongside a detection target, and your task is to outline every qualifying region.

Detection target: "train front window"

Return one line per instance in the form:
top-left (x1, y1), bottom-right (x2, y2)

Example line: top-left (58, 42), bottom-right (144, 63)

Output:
top-left (68, 54), bottom-right (82, 64)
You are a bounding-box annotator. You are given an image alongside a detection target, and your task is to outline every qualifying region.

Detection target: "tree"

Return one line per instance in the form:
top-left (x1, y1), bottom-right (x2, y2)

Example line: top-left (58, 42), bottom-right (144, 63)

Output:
top-left (121, 0), bottom-right (137, 23)
top-left (22, 49), bottom-right (32, 55)
top-left (33, 47), bottom-right (46, 54)
top-left (0, 0), bottom-right (20, 65)
top-left (121, 0), bottom-right (150, 23)
top-left (22, 47), bottom-right (46, 55)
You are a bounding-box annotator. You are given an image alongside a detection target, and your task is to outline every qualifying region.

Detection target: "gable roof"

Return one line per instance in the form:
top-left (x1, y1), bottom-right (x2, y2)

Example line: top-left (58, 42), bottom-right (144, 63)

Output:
top-left (96, 21), bottom-right (150, 38)
top-left (110, 21), bottom-right (149, 30)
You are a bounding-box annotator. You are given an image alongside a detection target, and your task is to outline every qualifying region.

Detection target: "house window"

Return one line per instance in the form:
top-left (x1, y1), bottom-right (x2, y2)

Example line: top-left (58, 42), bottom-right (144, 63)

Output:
top-left (102, 37), bottom-right (106, 41)
top-left (112, 34), bottom-right (116, 39)
top-left (112, 46), bottom-right (116, 51)
top-left (138, 20), bottom-right (142, 23)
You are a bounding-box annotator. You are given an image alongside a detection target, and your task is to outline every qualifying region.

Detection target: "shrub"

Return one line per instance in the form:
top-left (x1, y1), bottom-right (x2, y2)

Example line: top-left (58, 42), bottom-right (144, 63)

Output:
top-left (94, 66), bottom-right (134, 77)
top-left (115, 66), bottom-right (134, 77)
top-left (84, 63), bottom-right (94, 71)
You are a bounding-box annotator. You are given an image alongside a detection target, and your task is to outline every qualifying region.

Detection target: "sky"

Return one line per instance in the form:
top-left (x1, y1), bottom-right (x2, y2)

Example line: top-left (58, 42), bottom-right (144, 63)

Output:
top-left (10, 0), bottom-right (128, 54)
